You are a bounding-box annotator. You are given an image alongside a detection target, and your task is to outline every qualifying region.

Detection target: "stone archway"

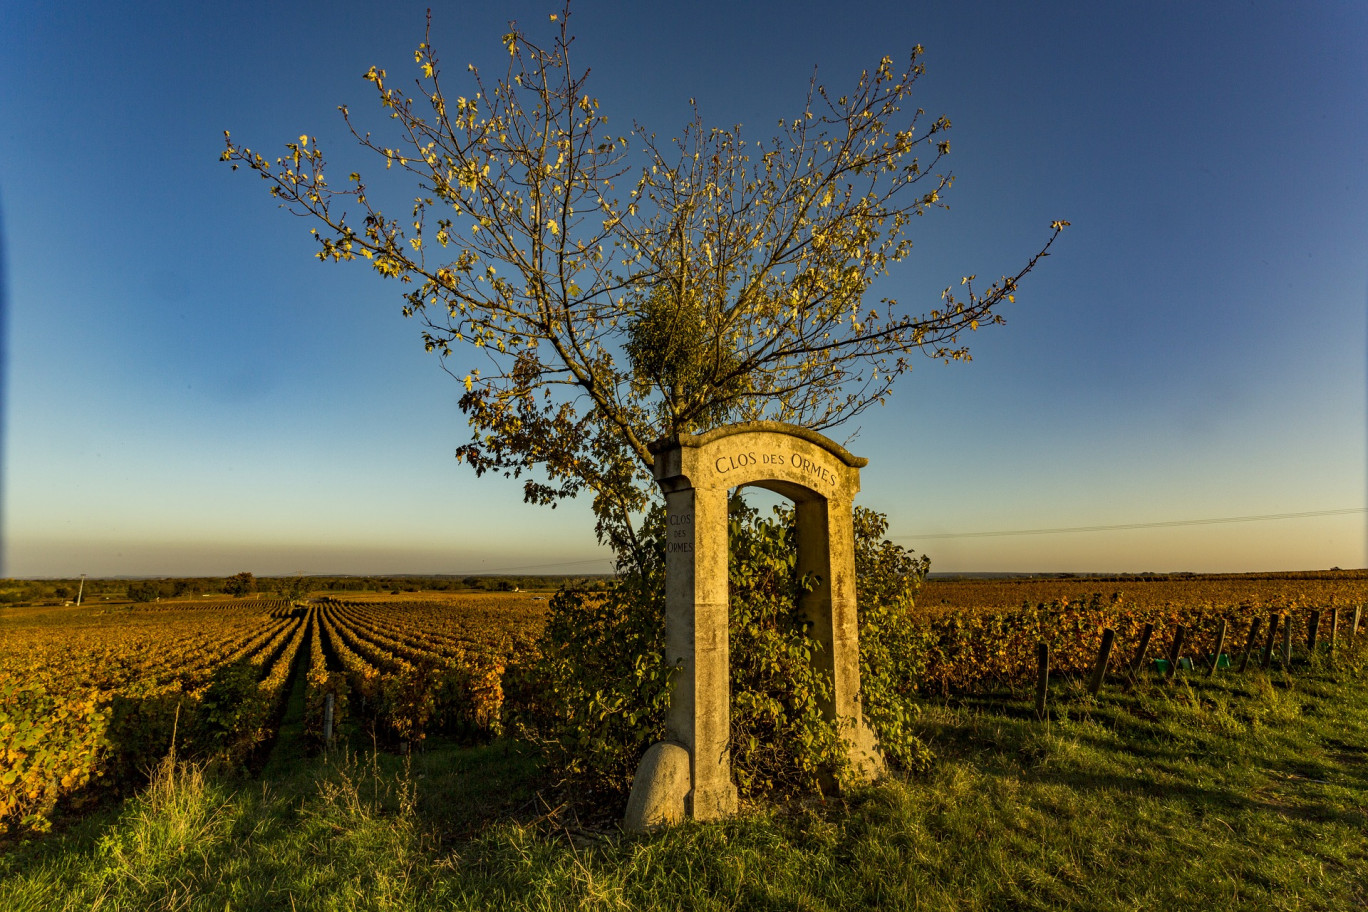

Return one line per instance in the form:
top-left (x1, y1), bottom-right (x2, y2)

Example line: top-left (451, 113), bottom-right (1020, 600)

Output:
top-left (624, 422), bottom-right (884, 830)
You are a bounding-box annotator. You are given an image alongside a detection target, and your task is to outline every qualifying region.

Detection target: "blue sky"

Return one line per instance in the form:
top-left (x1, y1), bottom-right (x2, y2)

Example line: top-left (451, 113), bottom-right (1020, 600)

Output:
top-left (3, 1), bottom-right (1364, 577)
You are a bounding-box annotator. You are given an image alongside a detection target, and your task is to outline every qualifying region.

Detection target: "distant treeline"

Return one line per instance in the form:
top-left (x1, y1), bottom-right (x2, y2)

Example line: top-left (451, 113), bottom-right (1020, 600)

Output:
top-left (1, 578), bottom-right (139, 605)
top-left (0, 574), bottom-right (610, 606)
top-left (279, 574), bottom-right (607, 594)
top-left (1, 577), bottom-right (224, 605)
top-left (6, 568), bottom-right (1357, 608)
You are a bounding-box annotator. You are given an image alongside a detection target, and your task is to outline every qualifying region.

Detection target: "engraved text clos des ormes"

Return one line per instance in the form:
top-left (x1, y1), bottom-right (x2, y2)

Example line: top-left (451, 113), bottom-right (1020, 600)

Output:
top-left (712, 450), bottom-right (836, 486)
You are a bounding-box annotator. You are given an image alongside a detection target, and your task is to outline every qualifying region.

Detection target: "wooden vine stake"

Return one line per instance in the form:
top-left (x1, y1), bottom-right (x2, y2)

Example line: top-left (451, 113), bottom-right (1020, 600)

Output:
top-left (1088, 628), bottom-right (1116, 696)
top-left (1035, 642), bottom-right (1050, 719)
top-left (1329, 607), bottom-right (1338, 656)
top-left (1238, 616), bottom-right (1262, 673)
top-left (1166, 626), bottom-right (1186, 681)
top-left (1130, 623), bottom-right (1154, 676)
top-left (1307, 610), bottom-right (1321, 654)
top-left (1206, 619), bottom-right (1228, 678)
top-left (1261, 613), bottom-right (1281, 670)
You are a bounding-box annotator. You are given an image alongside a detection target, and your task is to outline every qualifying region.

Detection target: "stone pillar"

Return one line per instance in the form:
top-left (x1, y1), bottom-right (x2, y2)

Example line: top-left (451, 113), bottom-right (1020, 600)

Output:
top-left (796, 493), bottom-right (883, 782)
top-left (662, 485), bottom-right (738, 819)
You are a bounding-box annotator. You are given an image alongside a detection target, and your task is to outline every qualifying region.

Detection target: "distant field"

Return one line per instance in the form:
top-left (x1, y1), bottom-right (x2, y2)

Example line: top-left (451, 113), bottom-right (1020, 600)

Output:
top-left (0, 592), bottom-right (547, 834)
top-left (918, 570), bottom-right (1368, 615)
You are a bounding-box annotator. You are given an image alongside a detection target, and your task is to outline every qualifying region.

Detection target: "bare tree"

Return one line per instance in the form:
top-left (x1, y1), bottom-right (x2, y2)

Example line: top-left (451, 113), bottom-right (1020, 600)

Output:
top-left (223, 7), bottom-right (1066, 548)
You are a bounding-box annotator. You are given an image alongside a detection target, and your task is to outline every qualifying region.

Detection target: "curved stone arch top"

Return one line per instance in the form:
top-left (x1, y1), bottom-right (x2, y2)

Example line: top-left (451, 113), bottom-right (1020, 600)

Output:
top-left (650, 421), bottom-right (868, 504)
top-left (625, 422), bottom-right (885, 831)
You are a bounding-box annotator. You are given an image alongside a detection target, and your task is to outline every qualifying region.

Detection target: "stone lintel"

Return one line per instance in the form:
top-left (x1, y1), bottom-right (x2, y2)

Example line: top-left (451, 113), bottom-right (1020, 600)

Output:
top-left (650, 421), bottom-right (869, 474)
top-left (652, 424), bottom-right (864, 505)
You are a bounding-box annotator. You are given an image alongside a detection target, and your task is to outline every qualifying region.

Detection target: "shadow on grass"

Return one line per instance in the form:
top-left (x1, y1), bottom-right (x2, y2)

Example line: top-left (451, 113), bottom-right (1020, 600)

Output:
top-left (916, 660), bottom-right (1368, 853)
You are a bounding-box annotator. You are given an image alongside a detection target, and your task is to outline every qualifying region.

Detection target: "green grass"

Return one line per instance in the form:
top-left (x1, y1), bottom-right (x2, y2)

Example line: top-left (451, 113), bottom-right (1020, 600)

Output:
top-left (3, 648), bottom-right (1367, 911)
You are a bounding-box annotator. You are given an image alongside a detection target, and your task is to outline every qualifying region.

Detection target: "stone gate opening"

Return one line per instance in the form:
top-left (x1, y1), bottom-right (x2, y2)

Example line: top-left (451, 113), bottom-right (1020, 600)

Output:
top-left (624, 422), bottom-right (884, 831)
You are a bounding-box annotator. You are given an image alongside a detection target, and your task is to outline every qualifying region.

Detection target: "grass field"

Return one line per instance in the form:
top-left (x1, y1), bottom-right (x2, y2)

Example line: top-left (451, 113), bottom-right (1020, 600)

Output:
top-left (2, 575), bottom-right (1366, 909)
top-left (3, 642), bottom-right (1366, 910)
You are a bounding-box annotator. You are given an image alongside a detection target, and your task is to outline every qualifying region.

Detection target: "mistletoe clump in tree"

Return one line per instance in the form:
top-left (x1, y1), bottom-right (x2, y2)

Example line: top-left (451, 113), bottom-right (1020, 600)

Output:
top-left (222, 6), bottom-right (1066, 550)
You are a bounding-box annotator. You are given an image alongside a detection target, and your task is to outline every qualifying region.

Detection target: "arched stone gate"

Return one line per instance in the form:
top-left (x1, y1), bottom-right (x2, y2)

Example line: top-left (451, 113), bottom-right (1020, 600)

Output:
top-left (624, 422), bottom-right (884, 830)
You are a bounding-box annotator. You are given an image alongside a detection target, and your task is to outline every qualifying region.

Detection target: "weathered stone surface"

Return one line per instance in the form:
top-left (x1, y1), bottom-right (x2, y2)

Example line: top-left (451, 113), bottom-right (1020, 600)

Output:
top-left (846, 716), bottom-right (886, 783)
top-left (627, 421), bottom-right (883, 828)
top-left (623, 740), bottom-right (691, 832)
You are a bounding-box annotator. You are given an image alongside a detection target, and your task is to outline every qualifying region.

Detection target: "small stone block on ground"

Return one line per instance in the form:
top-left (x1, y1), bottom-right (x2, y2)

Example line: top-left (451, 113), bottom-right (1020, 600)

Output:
top-left (623, 741), bottom-right (691, 833)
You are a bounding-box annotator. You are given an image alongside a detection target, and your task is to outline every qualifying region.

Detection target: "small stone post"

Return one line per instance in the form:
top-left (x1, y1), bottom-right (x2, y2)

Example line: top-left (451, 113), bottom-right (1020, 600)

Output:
top-left (323, 692), bottom-right (335, 745)
top-left (1282, 617), bottom-right (1293, 667)
top-left (1307, 610), bottom-right (1321, 654)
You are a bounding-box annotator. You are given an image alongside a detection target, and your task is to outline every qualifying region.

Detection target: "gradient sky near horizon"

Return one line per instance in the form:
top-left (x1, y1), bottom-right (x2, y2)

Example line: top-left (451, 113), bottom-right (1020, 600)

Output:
top-left (3, 0), bottom-right (1365, 578)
